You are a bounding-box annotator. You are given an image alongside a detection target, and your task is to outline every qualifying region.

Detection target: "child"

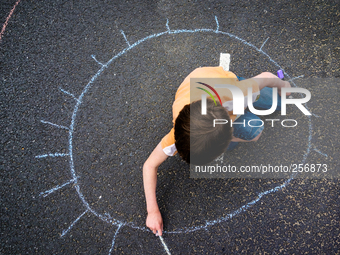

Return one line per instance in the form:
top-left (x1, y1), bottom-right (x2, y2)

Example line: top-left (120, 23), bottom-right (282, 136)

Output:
top-left (143, 66), bottom-right (291, 236)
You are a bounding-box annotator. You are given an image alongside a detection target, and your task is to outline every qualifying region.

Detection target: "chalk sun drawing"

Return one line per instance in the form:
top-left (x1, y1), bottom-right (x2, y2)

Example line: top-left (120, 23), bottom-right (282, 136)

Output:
top-left (35, 16), bottom-right (327, 254)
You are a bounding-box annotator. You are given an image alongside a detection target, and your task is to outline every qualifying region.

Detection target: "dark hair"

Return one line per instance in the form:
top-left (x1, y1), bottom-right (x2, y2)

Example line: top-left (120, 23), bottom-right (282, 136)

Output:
top-left (174, 99), bottom-right (232, 165)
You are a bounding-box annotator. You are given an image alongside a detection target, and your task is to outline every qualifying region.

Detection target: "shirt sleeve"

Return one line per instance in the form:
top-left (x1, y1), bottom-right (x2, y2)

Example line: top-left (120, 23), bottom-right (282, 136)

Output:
top-left (160, 128), bottom-right (177, 156)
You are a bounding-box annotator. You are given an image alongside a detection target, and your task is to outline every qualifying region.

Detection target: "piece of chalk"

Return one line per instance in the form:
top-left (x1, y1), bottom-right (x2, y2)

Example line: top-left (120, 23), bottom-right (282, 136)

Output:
top-left (277, 70), bottom-right (284, 79)
top-left (219, 53), bottom-right (230, 71)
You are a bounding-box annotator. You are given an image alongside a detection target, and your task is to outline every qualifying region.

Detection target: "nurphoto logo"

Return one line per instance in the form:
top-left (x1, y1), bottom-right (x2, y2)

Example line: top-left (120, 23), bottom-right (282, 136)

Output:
top-left (196, 82), bottom-right (311, 128)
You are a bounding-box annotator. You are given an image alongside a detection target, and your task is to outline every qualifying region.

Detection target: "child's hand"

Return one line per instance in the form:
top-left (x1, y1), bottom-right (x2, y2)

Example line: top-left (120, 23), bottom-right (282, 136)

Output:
top-left (278, 81), bottom-right (291, 97)
top-left (146, 210), bottom-right (163, 236)
top-left (253, 72), bottom-right (292, 97)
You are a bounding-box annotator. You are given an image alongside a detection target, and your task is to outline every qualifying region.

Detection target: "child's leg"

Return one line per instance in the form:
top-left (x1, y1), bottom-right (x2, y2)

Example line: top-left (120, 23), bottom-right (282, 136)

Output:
top-left (227, 141), bottom-right (239, 151)
top-left (227, 111), bottom-right (264, 151)
top-left (237, 76), bottom-right (281, 111)
top-left (227, 76), bottom-right (279, 151)
top-left (253, 87), bottom-right (281, 111)
top-left (232, 111), bottom-right (264, 140)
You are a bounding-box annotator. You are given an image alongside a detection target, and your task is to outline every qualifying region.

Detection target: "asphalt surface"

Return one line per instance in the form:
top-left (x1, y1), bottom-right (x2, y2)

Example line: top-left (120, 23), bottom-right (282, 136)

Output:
top-left (1, 0), bottom-right (339, 254)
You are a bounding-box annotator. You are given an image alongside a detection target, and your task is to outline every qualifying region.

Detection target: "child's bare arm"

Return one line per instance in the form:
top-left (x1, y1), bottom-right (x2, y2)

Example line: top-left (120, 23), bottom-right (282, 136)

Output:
top-left (232, 72), bottom-right (290, 143)
top-left (252, 72), bottom-right (291, 95)
top-left (143, 142), bottom-right (168, 236)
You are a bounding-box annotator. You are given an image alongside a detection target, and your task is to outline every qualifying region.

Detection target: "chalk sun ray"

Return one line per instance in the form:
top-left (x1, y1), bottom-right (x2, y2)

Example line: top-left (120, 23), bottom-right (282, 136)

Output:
top-left (41, 120), bottom-right (69, 130)
top-left (91, 55), bottom-right (107, 67)
top-left (61, 209), bottom-right (89, 237)
top-left (120, 30), bottom-right (131, 47)
top-left (313, 146), bottom-right (328, 157)
top-left (288, 75), bottom-right (304, 82)
top-left (260, 37), bottom-right (270, 51)
top-left (35, 153), bottom-right (69, 159)
top-left (39, 177), bottom-right (78, 197)
top-left (59, 87), bottom-right (81, 103)
top-left (108, 223), bottom-right (124, 255)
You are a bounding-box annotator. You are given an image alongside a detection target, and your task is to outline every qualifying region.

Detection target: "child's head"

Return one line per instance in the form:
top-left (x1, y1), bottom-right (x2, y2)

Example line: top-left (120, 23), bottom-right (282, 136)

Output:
top-left (175, 99), bottom-right (232, 165)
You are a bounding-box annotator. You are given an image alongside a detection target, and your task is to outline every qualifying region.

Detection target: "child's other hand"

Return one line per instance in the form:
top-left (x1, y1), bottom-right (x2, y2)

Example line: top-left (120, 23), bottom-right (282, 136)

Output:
top-left (278, 81), bottom-right (291, 97)
top-left (146, 210), bottom-right (163, 236)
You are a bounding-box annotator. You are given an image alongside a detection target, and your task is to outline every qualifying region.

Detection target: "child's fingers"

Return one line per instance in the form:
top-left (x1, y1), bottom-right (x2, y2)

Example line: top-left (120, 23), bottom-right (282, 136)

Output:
top-left (278, 82), bottom-right (291, 97)
top-left (155, 224), bottom-right (163, 236)
top-left (284, 81), bottom-right (291, 88)
top-left (284, 81), bottom-right (291, 96)
top-left (157, 228), bottom-right (163, 236)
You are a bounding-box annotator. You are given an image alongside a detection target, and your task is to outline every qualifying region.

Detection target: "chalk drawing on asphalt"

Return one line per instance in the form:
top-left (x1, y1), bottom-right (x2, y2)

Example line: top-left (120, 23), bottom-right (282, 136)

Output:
top-left (35, 16), bottom-right (328, 254)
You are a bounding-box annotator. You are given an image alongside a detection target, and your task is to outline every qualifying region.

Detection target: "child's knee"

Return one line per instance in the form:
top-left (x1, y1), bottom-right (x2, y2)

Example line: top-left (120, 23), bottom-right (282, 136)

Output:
top-left (250, 131), bottom-right (262, 142)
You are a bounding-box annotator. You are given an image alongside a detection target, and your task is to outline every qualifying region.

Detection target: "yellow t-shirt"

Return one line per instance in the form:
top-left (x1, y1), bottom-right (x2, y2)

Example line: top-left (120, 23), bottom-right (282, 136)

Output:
top-left (161, 66), bottom-right (260, 156)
